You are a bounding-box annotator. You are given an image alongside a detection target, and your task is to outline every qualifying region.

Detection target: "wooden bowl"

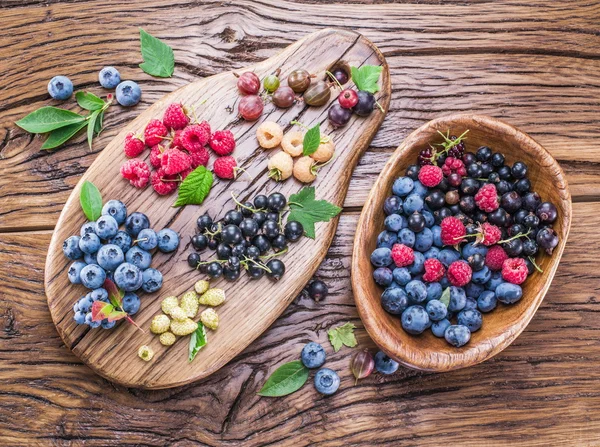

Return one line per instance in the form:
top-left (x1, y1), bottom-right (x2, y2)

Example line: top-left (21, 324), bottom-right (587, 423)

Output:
top-left (351, 114), bottom-right (572, 372)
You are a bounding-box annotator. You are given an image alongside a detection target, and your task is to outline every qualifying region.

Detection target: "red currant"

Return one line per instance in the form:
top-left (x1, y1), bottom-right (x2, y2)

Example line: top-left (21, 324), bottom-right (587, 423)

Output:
top-left (338, 89), bottom-right (358, 109)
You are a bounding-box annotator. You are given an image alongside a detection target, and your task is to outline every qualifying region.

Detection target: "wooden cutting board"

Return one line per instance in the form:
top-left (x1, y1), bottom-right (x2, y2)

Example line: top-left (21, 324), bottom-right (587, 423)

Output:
top-left (44, 28), bottom-right (390, 389)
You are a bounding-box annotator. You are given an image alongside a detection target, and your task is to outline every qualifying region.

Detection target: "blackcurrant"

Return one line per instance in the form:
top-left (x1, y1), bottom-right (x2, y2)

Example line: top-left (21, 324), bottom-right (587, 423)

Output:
top-left (473, 211), bottom-right (488, 223)
top-left (405, 164), bottom-right (420, 180)
top-left (425, 190), bottom-right (446, 210)
top-left (231, 243), bottom-right (246, 258)
top-left (208, 238), bottom-right (219, 250)
top-left (252, 235), bottom-right (271, 254)
top-left (459, 196), bottom-right (475, 214)
top-left (187, 252), bottom-right (200, 268)
top-left (328, 103), bottom-right (352, 127)
top-left (460, 178), bottom-right (480, 196)
top-left (496, 180), bottom-right (512, 195)
top-left (522, 192), bottom-right (541, 212)
top-left (284, 221), bottom-right (304, 242)
top-left (514, 178), bottom-right (531, 194)
top-left (262, 220), bottom-right (280, 239)
top-left (536, 227), bottom-right (559, 254)
top-left (462, 152), bottom-right (476, 166)
top-left (241, 202), bottom-right (254, 217)
top-left (207, 262), bottom-right (223, 278)
top-left (467, 163), bottom-right (483, 178)
top-left (245, 245), bottom-right (260, 259)
top-left (536, 202), bottom-right (557, 224)
top-left (222, 224), bottom-right (243, 245)
top-left (192, 234), bottom-right (208, 251)
top-left (254, 194), bottom-right (268, 210)
top-left (224, 210), bottom-right (244, 226)
top-left (468, 253), bottom-right (485, 271)
top-left (268, 193), bottom-right (287, 212)
top-left (352, 91), bottom-right (375, 116)
top-left (239, 218), bottom-right (259, 238)
top-left (331, 67), bottom-right (349, 85)
top-left (523, 239), bottom-right (538, 256)
top-left (504, 238), bottom-right (523, 257)
top-left (501, 191), bottom-right (522, 214)
top-left (271, 234), bottom-right (288, 251)
top-left (266, 259), bottom-right (285, 281)
top-left (408, 212), bottom-right (425, 232)
top-left (511, 161), bottom-right (528, 179)
top-left (523, 213), bottom-right (540, 229)
top-left (217, 243), bottom-right (232, 260)
top-left (513, 209), bottom-right (529, 225)
top-left (197, 213), bottom-right (213, 231)
top-left (488, 172), bottom-right (500, 184)
top-left (509, 224), bottom-right (525, 236)
top-left (247, 262), bottom-right (266, 279)
top-left (476, 146), bottom-right (492, 162)
top-left (434, 207), bottom-right (452, 224)
top-left (497, 165), bottom-right (512, 180)
top-left (223, 265), bottom-right (241, 281)
top-left (491, 153), bottom-right (505, 167)
top-left (253, 211), bottom-right (267, 226)
top-left (266, 212), bottom-right (280, 222)
top-left (480, 162), bottom-right (494, 176)
top-left (488, 208), bottom-right (509, 227)
top-left (308, 280), bottom-right (328, 301)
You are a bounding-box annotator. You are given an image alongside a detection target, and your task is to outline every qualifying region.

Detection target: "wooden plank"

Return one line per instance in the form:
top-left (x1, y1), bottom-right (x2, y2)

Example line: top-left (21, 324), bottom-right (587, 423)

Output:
top-left (0, 203), bottom-right (599, 444)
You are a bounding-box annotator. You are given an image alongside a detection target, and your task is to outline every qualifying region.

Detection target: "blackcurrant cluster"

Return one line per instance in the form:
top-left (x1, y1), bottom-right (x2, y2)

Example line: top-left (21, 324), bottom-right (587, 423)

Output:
top-left (328, 67), bottom-right (380, 128)
top-left (187, 193), bottom-right (305, 282)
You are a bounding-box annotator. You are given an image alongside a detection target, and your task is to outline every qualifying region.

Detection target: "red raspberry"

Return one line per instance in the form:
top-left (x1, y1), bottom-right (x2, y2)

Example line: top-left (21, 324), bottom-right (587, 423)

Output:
top-left (209, 130), bottom-right (236, 156)
top-left (423, 258), bottom-right (445, 282)
top-left (417, 165), bottom-right (443, 187)
top-left (440, 216), bottom-right (466, 246)
top-left (120, 159), bottom-right (150, 188)
top-left (144, 119), bottom-right (168, 147)
top-left (181, 122), bottom-right (211, 152)
top-left (441, 157), bottom-right (467, 176)
top-left (180, 167), bottom-right (193, 180)
top-left (391, 244), bottom-right (414, 267)
top-left (150, 168), bottom-right (178, 195)
top-left (149, 145), bottom-right (165, 169)
top-left (213, 156), bottom-right (238, 179)
top-left (477, 223), bottom-right (502, 246)
top-left (161, 149), bottom-right (192, 175)
top-left (474, 183), bottom-right (499, 212)
top-left (485, 245), bottom-right (508, 271)
top-left (502, 258), bottom-right (528, 284)
top-left (447, 261), bottom-right (472, 287)
top-left (123, 133), bottom-right (145, 158)
top-left (189, 147), bottom-right (210, 168)
top-left (171, 130), bottom-right (184, 149)
top-left (162, 103), bottom-right (190, 130)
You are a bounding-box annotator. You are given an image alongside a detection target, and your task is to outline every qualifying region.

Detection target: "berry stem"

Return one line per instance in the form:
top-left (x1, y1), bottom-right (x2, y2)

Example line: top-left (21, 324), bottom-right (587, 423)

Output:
top-left (498, 229), bottom-right (531, 244)
top-left (528, 256), bottom-right (544, 273)
top-left (260, 247), bottom-right (288, 261)
top-left (290, 120), bottom-right (309, 131)
top-left (230, 192), bottom-right (262, 213)
top-left (375, 99), bottom-right (384, 113)
top-left (126, 316), bottom-right (146, 334)
top-left (325, 71), bottom-right (343, 90)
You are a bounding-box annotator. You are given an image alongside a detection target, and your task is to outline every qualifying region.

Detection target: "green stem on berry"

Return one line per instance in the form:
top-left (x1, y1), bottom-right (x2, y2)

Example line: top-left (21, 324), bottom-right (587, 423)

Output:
top-left (202, 223), bottom-right (222, 238)
top-left (290, 120), bottom-right (309, 130)
top-left (433, 129), bottom-right (469, 161)
top-left (498, 229), bottom-right (531, 244)
top-left (260, 247), bottom-right (289, 261)
top-left (132, 237), bottom-right (148, 245)
top-left (325, 71), bottom-right (344, 90)
top-left (230, 192), bottom-right (262, 213)
top-left (241, 257), bottom-right (272, 273)
top-left (375, 99), bottom-right (384, 113)
top-left (528, 256), bottom-right (544, 273)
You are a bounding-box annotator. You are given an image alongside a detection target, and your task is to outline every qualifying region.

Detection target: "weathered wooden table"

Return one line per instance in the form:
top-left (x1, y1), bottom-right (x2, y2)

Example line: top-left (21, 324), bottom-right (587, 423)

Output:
top-left (1, 1), bottom-right (599, 445)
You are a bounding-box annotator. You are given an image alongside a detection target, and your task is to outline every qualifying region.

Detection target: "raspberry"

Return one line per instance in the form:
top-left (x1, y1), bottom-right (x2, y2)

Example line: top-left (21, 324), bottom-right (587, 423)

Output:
top-left (213, 156), bottom-right (237, 179)
top-left (149, 145), bottom-right (165, 169)
top-left (162, 103), bottom-right (190, 130)
top-left (171, 129), bottom-right (184, 149)
top-left (479, 223), bottom-right (502, 246)
top-left (502, 258), bottom-right (528, 284)
top-left (423, 258), bottom-right (445, 282)
top-left (447, 261), bottom-right (472, 287)
top-left (391, 244), bottom-right (414, 267)
top-left (120, 159), bottom-right (150, 188)
top-left (475, 183), bottom-right (499, 213)
top-left (161, 149), bottom-right (191, 175)
top-left (180, 167), bottom-right (193, 179)
top-left (123, 133), bottom-right (145, 158)
top-left (189, 147), bottom-right (210, 168)
top-left (209, 130), bottom-right (236, 156)
top-left (181, 122), bottom-right (210, 152)
top-left (150, 168), bottom-right (178, 195)
top-left (417, 165), bottom-right (443, 187)
top-left (440, 216), bottom-right (466, 246)
top-left (442, 157), bottom-right (467, 176)
top-left (144, 119), bottom-right (168, 147)
top-left (485, 245), bottom-right (508, 271)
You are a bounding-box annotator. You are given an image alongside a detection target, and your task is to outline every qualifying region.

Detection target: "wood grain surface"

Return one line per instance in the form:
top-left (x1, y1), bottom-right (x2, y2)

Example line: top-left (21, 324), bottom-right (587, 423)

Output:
top-left (1, 0), bottom-right (600, 445)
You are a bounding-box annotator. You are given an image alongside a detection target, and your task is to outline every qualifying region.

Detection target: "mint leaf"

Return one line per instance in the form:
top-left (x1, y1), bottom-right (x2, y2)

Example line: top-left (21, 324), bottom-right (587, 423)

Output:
top-left (440, 287), bottom-right (450, 307)
top-left (41, 121), bottom-right (87, 150)
top-left (87, 110), bottom-right (101, 149)
top-left (80, 180), bottom-right (102, 221)
top-left (351, 65), bottom-right (382, 94)
top-left (139, 28), bottom-right (175, 78)
top-left (287, 187), bottom-right (342, 239)
top-left (328, 322), bottom-right (357, 352)
top-left (76, 91), bottom-right (105, 111)
top-left (174, 166), bottom-right (213, 207)
top-left (16, 107), bottom-right (85, 134)
top-left (302, 123), bottom-right (321, 156)
top-left (258, 360), bottom-right (309, 397)
top-left (189, 322), bottom-right (207, 362)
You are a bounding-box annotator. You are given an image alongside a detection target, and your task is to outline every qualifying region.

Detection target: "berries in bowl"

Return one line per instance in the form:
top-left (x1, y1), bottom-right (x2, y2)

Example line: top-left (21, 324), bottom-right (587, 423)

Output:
top-left (351, 114), bottom-right (571, 372)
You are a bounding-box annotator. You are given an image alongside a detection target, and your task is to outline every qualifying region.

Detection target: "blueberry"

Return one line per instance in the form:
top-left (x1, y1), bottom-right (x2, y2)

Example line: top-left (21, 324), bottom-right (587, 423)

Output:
top-left (438, 248), bottom-right (460, 267)
top-left (431, 319), bottom-right (451, 338)
top-left (464, 297), bottom-right (478, 310)
top-left (462, 242), bottom-right (488, 259)
top-left (374, 351), bottom-right (399, 375)
top-left (431, 225), bottom-right (443, 247)
top-left (383, 196), bottom-right (403, 215)
top-left (407, 251), bottom-right (425, 275)
top-left (402, 194), bottom-right (424, 214)
top-left (458, 309), bottom-right (482, 332)
top-left (448, 286), bottom-right (467, 312)
top-left (314, 368), bottom-right (340, 395)
top-left (439, 276), bottom-right (450, 289)
top-left (392, 177), bottom-right (414, 197)
top-left (405, 280), bottom-right (427, 303)
top-left (142, 268), bottom-right (163, 293)
top-left (97, 244), bottom-right (125, 271)
top-left (370, 247), bottom-right (392, 267)
top-left (411, 180), bottom-right (428, 198)
top-left (98, 66), bottom-right (121, 89)
top-left (422, 210), bottom-right (435, 227)
top-left (84, 312), bottom-right (101, 328)
top-left (84, 251), bottom-right (98, 265)
top-left (384, 214), bottom-right (405, 232)
top-left (373, 267), bottom-right (393, 286)
top-left (377, 230), bottom-right (397, 249)
top-left (47, 75), bottom-right (73, 100)
top-left (125, 246), bottom-right (152, 270)
top-left (90, 288), bottom-right (108, 302)
top-left (157, 228), bottom-right (180, 253)
top-left (445, 324), bottom-right (471, 347)
top-left (101, 319), bottom-right (117, 330)
top-left (301, 342), bottom-right (326, 369)
top-left (81, 223), bottom-right (97, 238)
top-left (79, 232), bottom-right (101, 254)
top-left (471, 266), bottom-right (491, 284)
top-left (114, 262), bottom-right (142, 292)
top-left (423, 247), bottom-right (440, 260)
top-left (496, 283), bottom-right (523, 304)
top-left (78, 294), bottom-right (94, 313)
top-left (109, 230), bottom-right (132, 253)
top-left (486, 271), bottom-right (504, 291)
top-left (398, 228), bottom-right (415, 248)
top-left (101, 200), bottom-right (127, 224)
top-left (80, 264), bottom-right (106, 289)
top-left (426, 282), bottom-right (442, 301)
top-left (426, 300), bottom-right (447, 321)
top-left (415, 228), bottom-right (433, 252)
top-left (125, 212), bottom-right (150, 237)
top-left (401, 305), bottom-right (430, 334)
top-left (116, 80), bottom-right (142, 106)
top-left (381, 287), bottom-right (409, 315)
top-left (392, 267), bottom-right (411, 286)
top-left (122, 292), bottom-right (141, 314)
top-left (135, 228), bottom-right (158, 251)
top-left (465, 282), bottom-right (485, 299)
top-left (73, 311), bottom-right (86, 325)
top-left (477, 290), bottom-right (497, 312)
top-left (67, 261), bottom-right (86, 284)
top-left (63, 236), bottom-right (83, 260)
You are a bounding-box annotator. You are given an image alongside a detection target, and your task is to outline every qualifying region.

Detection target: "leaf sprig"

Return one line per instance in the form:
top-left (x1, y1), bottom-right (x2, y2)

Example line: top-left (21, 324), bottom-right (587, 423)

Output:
top-left (258, 360), bottom-right (309, 397)
top-left (287, 187), bottom-right (342, 239)
top-left (139, 28), bottom-right (175, 78)
top-left (91, 279), bottom-right (144, 332)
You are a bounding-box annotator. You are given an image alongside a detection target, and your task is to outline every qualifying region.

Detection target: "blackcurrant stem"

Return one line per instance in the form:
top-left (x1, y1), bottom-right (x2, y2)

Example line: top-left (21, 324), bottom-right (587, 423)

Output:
top-left (260, 247), bottom-right (288, 261)
top-left (195, 259), bottom-right (227, 268)
top-left (375, 100), bottom-right (384, 113)
top-left (528, 256), bottom-right (544, 273)
top-left (325, 71), bottom-right (343, 90)
top-left (243, 257), bottom-right (272, 273)
top-left (498, 229), bottom-right (531, 244)
top-left (230, 192), bottom-right (261, 213)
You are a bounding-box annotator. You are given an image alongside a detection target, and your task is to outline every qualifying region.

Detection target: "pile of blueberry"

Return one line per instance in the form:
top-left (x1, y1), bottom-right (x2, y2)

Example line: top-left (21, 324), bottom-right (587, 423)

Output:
top-left (63, 200), bottom-right (180, 329)
top-left (371, 132), bottom-right (559, 347)
top-left (187, 192), bottom-right (304, 281)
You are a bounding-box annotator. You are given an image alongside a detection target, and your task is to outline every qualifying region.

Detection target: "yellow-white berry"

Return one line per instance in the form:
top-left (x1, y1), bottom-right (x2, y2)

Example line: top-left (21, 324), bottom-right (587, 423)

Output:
top-left (198, 288), bottom-right (226, 307)
top-left (170, 318), bottom-right (199, 336)
top-left (161, 296), bottom-right (179, 315)
top-left (256, 121), bottom-right (283, 149)
top-left (200, 308), bottom-right (219, 330)
top-left (180, 291), bottom-right (199, 318)
top-left (194, 280), bottom-right (210, 295)
top-left (311, 139), bottom-right (335, 163)
top-left (159, 332), bottom-right (176, 346)
top-left (268, 151), bottom-right (294, 181)
top-left (293, 156), bottom-right (317, 183)
top-left (169, 306), bottom-right (188, 322)
top-left (150, 314), bottom-right (171, 334)
top-left (281, 131), bottom-right (304, 157)
top-left (138, 345), bottom-right (154, 361)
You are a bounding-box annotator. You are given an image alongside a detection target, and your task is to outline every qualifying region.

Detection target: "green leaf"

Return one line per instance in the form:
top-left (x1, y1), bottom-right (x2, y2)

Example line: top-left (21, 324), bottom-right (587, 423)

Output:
top-left (351, 65), bottom-right (383, 94)
top-left (440, 287), bottom-right (451, 307)
top-left (76, 91), bottom-right (105, 111)
top-left (104, 279), bottom-right (124, 308)
top-left (139, 28), bottom-right (175, 78)
top-left (188, 322), bottom-right (207, 362)
top-left (41, 121), bottom-right (87, 150)
top-left (80, 180), bottom-right (102, 221)
top-left (87, 110), bottom-right (101, 149)
top-left (287, 187), bottom-right (342, 239)
top-left (16, 106), bottom-right (86, 134)
top-left (94, 111), bottom-right (104, 135)
top-left (174, 165), bottom-right (213, 207)
top-left (258, 360), bottom-right (309, 397)
top-left (302, 123), bottom-right (321, 156)
top-left (328, 322), bottom-right (357, 352)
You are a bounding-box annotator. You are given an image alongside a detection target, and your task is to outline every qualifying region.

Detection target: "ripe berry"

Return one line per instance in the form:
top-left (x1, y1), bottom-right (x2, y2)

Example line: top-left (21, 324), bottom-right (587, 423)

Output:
top-left (503, 238), bottom-right (523, 257)
top-left (476, 146), bottom-right (492, 162)
top-left (267, 193), bottom-right (286, 211)
top-left (262, 220), bottom-right (280, 239)
top-left (266, 259), bottom-right (285, 281)
top-left (491, 152), bottom-right (505, 167)
top-left (272, 86), bottom-right (296, 108)
top-left (239, 95), bottom-right (264, 121)
top-left (496, 180), bottom-right (512, 195)
top-left (511, 161), bottom-right (528, 179)
top-left (328, 104), bottom-right (353, 127)
top-left (488, 208), bottom-right (509, 227)
top-left (197, 213), bottom-right (213, 231)
top-left (447, 261), bottom-right (472, 287)
top-left (405, 164), bottom-right (420, 180)
top-left (408, 212), bottom-right (425, 232)
top-left (162, 103), bottom-right (189, 130)
top-left (247, 262), bottom-right (266, 279)
top-left (514, 178), bottom-right (531, 194)
top-left (308, 280), bottom-right (328, 301)
top-left (252, 235), bottom-right (271, 254)
top-left (338, 89), bottom-right (359, 108)
top-left (523, 213), bottom-right (540, 228)
top-left (426, 190), bottom-right (446, 210)
top-left (467, 163), bottom-right (483, 178)
top-left (209, 130), bottom-right (236, 156)
top-left (144, 119), bottom-right (168, 147)
top-left (418, 148), bottom-right (435, 166)
top-left (461, 178), bottom-right (480, 196)
top-left (120, 159), bottom-right (151, 188)
top-left (462, 152), bottom-right (476, 166)
top-left (207, 262), bottom-right (223, 278)
top-left (284, 221), bottom-right (304, 241)
top-left (187, 253), bottom-right (200, 268)
top-left (536, 227), bottom-right (559, 254)
top-left (468, 253), bottom-right (485, 271)
top-left (213, 156), bottom-right (238, 179)
top-left (124, 133), bottom-right (145, 158)
top-left (500, 191), bottom-right (522, 214)
top-left (331, 67), bottom-right (349, 85)
top-left (222, 225), bottom-right (243, 245)
top-left (497, 165), bottom-right (512, 180)
top-left (418, 165), bottom-right (443, 187)
top-left (236, 72), bottom-right (260, 95)
top-left (263, 74), bottom-right (280, 93)
top-left (288, 69), bottom-right (312, 93)
top-left (181, 122), bottom-right (211, 152)
top-left (522, 239), bottom-right (538, 256)
top-left (353, 91), bottom-right (375, 116)
top-left (502, 258), bottom-right (528, 284)
top-left (271, 234), bottom-right (287, 251)
top-left (440, 216), bottom-right (466, 246)
top-left (536, 202), bottom-right (557, 224)
top-left (522, 192), bottom-right (541, 211)
top-left (192, 234), bottom-right (208, 251)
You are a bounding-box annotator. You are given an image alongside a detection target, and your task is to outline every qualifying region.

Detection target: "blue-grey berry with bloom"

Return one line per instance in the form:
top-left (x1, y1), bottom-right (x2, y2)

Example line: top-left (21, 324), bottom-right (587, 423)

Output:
top-left (314, 368), bottom-right (340, 395)
top-left (445, 324), bottom-right (471, 347)
top-left (114, 262), bottom-right (143, 292)
top-left (97, 244), bottom-right (125, 271)
top-left (63, 235), bottom-right (83, 260)
top-left (301, 342), bottom-right (326, 369)
top-left (68, 261), bottom-right (87, 284)
top-left (116, 80), bottom-right (141, 107)
top-left (125, 212), bottom-right (150, 237)
top-left (95, 215), bottom-right (119, 240)
top-left (102, 200), bottom-right (127, 225)
top-left (80, 264), bottom-right (106, 290)
top-left (157, 228), bottom-right (180, 253)
top-left (136, 228), bottom-right (158, 251)
top-left (98, 66), bottom-right (121, 89)
top-left (126, 246), bottom-right (152, 270)
top-left (142, 268), bottom-right (163, 293)
top-left (48, 76), bottom-right (73, 100)
top-left (122, 292), bottom-right (141, 315)
top-left (374, 351), bottom-right (399, 375)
